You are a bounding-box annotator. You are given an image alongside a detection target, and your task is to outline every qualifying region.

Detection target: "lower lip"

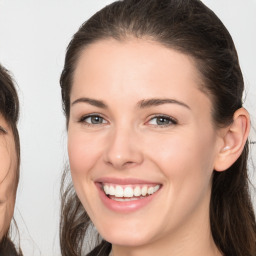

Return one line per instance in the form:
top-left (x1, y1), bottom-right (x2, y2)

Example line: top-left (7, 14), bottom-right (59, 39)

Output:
top-left (96, 183), bottom-right (161, 213)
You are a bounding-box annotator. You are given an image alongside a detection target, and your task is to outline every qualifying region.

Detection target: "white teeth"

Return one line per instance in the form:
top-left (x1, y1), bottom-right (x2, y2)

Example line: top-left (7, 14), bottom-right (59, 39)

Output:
top-left (109, 186), bottom-right (115, 195)
top-left (112, 197), bottom-right (139, 202)
top-left (103, 185), bottom-right (109, 194)
top-left (148, 187), bottom-right (154, 195)
top-left (134, 186), bottom-right (141, 196)
top-left (115, 186), bottom-right (124, 197)
top-left (124, 187), bottom-right (133, 197)
top-left (103, 184), bottom-right (160, 198)
top-left (141, 186), bottom-right (147, 196)
top-left (153, 185), bottom-right (160, 192)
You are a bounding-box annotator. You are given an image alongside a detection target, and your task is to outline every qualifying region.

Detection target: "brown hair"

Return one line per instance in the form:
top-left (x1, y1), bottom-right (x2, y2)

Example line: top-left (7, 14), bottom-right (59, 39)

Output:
top-left (0, 64), bottom-right (22, 255)
top-left (60, 0), bottom-right (256, 255)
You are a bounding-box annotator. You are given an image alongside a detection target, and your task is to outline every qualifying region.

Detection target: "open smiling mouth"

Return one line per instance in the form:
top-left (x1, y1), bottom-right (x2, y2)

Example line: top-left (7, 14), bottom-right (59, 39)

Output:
top-left (102, 184), bottom-right (161, 202)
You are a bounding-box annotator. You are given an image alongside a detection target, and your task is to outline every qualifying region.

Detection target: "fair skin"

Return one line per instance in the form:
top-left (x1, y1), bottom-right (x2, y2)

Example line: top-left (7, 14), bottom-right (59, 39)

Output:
top-left (68, 39), bottom-right (249, 256)
top-left (0, 115), bottom-right (17, 240)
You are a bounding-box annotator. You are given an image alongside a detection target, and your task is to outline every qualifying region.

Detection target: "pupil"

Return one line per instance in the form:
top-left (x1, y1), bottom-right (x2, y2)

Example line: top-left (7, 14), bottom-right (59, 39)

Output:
top-left (157, 117), bottom-right (169, 125)
top-left (92, 116), bottom-right (102, 124)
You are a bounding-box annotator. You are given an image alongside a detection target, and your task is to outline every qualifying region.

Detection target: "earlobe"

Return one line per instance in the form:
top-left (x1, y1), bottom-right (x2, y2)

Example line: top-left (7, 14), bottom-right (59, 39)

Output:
top-left (214, 108), bottom-right (250, 172)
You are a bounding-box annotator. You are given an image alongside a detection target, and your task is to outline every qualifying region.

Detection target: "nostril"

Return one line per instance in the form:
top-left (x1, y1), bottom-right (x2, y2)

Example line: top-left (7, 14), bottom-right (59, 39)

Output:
top-left (126, 161), bottom-right (134, 164)
top-left (121, 161), bottom-right (141, 169)
top-left (106, 160), bottom-right (133, 166)
top-left (105, 159), bottom-right (138, 169)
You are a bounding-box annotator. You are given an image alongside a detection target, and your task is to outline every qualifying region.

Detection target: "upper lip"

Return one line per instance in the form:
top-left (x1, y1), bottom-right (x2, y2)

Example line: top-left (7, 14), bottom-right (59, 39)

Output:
top-left (95, 177), bottom-right (161, 185)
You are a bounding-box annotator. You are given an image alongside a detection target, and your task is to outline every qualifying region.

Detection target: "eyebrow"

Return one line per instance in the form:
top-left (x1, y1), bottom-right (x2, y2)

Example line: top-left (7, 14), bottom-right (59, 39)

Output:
top-left (71, 97), bottom-right (190, 110)
top-left (138, 98), bottom-right (191, 109)
top-left (71, 97), bottom-right (107, 108)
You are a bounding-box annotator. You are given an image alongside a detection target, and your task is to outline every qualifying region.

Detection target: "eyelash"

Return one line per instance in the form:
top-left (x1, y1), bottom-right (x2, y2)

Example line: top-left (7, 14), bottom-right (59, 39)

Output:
top-left (79, 113), bottom-right (177, 128)
top-left (79, 114), bottom-right (108, 126)
top-left (146, 115), bottom-right (177, 128)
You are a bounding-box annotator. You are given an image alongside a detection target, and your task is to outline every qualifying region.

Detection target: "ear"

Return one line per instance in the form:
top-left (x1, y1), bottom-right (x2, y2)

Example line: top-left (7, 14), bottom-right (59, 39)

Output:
top-left (214, 108), bottom-right (250, 172)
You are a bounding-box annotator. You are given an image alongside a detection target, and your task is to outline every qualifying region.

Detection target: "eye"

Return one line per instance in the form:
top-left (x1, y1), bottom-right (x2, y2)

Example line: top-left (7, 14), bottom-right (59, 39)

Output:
top-left (0, 126), bottom-right (7, 134)
top-left (80, 114), bottom-right (107, 125)
top-left (147, 115), bottom-right (177, 127)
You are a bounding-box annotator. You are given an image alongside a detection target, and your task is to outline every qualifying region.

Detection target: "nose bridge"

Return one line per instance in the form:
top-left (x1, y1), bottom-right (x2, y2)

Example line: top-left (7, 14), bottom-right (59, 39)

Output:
top-left (104, 122), bottom-right (143, 169)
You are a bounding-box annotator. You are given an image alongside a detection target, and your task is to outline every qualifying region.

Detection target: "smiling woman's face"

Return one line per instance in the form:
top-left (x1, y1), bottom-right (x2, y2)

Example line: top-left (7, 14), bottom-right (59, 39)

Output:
top-left (68, 39), bottom-right (223, 250)
top-left (0, 116), bottom-right (17, 240)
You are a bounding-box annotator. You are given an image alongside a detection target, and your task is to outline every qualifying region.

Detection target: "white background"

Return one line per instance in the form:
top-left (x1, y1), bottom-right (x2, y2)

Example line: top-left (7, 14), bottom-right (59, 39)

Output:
top-left (0, 1), bottom-right (255, 255)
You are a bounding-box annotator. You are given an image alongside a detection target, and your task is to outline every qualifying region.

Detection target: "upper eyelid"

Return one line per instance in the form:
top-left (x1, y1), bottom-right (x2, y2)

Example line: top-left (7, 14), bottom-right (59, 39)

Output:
top-left (147, 114), bottom-right (177, 123)
top-left (79, 113), bottom-right (108, 123)
top-left (80, 113), bottom-right (106, 119)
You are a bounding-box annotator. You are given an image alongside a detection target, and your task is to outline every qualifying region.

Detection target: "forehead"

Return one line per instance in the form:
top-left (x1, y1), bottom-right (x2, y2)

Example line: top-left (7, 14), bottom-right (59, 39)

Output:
top-left (71, 38), bottom-right (211, 110)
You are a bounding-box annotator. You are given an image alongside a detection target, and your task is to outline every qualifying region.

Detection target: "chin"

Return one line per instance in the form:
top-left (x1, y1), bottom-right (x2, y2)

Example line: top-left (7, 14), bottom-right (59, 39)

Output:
top-left (106, 234), bottom-right (151, 247)
top-left (98, 223), bottom-right (155, 247)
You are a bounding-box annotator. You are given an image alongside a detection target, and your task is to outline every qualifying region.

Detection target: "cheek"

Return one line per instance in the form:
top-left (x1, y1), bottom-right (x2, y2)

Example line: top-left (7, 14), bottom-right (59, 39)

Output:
top-left (0, 165), bottom-right (16, 240)
top-left (67, 129), bottom-right (105, 218)
top-left (0, 151), bottom-right (12, 182)
top-left (145, 128), bottom-right (216, 187)
top-left (144, 130), bottom-right (216, 227)
top-left (0, 196), bottom-right (15, 240)
top-left (0, 144), bottom-right (17, 201)
top-left (68, 130), bottom-right (103, 179)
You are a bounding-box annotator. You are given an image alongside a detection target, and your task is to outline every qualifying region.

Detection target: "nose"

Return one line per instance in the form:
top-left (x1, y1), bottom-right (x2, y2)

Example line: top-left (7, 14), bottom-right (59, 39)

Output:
top-left (103, 126), bottom-right (143, 170)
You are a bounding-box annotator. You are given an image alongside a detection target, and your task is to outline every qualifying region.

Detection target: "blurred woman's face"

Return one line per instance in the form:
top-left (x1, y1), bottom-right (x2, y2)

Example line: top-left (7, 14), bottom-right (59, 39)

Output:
top-left (68, 39), bottom-right (223, 251)
top-left (0, 116), bottom-right (17, 240)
